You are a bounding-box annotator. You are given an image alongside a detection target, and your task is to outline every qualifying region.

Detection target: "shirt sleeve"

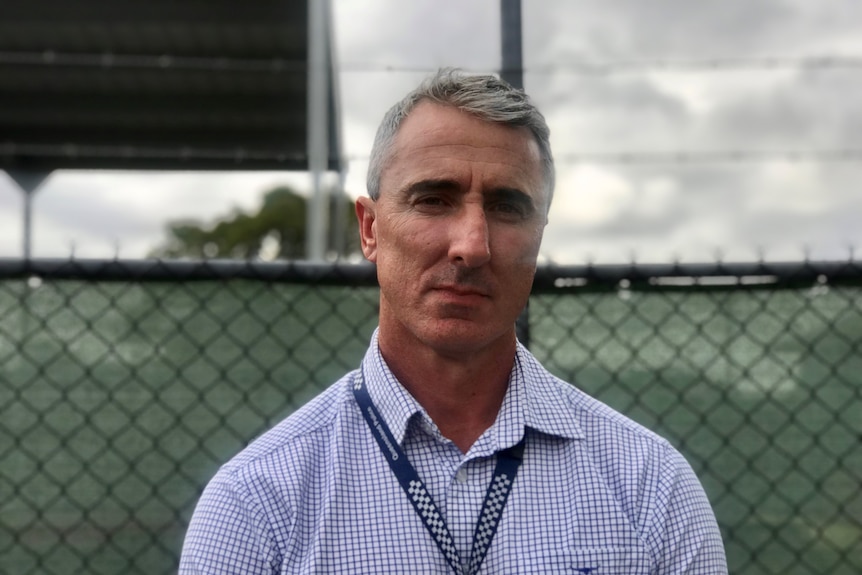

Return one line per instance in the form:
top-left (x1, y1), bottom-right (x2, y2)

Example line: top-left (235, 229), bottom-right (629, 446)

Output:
top-left (179, 469), bottom-right (284, 575)
top-left (648, 445), bottom-right (728, 574)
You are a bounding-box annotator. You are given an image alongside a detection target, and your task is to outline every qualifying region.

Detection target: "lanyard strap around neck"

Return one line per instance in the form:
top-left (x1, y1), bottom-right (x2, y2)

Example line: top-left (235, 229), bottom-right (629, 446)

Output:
top-left (353, 369), bottom-right (525, 575)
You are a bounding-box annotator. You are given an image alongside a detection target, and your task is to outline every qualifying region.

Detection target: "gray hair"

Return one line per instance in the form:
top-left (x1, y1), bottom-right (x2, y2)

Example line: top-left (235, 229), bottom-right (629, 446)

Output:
top-left (366, 69), bottom-right (555, 208)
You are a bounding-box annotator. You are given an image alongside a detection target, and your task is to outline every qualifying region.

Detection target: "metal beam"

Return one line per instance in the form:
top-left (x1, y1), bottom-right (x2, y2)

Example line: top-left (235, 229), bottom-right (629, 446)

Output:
top-left (325, 0), bottom-right (348, 259)
top-left (5, 169), bottom-right (50, 260)
top-left (500, 0), bottom-right (523, 90)
top-left (306, 0), bottom-right (330, 261)
top-left (501, 0), bottom-right (529, 343)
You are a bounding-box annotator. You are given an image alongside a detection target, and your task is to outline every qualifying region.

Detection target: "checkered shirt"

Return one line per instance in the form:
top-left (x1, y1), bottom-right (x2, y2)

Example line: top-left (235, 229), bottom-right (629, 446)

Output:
top-left (180, 332), bottom-right (727, 574)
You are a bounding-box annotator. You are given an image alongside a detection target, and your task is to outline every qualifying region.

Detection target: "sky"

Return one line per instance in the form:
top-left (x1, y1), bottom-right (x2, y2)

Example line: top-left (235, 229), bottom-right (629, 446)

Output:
top-left (1, 0), bottom-right (861, 263)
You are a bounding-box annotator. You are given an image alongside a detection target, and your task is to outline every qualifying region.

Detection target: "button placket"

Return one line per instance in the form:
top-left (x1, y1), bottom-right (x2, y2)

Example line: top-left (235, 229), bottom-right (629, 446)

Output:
top-left (456, 467), bottom-right (469, 484)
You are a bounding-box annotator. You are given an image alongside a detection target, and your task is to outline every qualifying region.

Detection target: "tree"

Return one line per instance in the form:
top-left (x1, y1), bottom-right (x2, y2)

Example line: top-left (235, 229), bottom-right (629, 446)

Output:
top-left (149, 186), bottom-right (360, 260)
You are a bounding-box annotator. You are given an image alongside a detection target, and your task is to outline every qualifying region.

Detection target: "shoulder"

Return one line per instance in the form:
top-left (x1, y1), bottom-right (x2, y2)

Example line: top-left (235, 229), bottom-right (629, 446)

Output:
top-left (520, 348), bottom-right (692, 512)
top-left (520, 350), bottom-right (725, 569)
top-left (222, 370), bottom-right (358, 479)
top-left (520, 347), bottom-right (673, 455)
top-left (181, 371), bottom-right (361, 570)
top-left (199, 369), bottom-right (358, 521)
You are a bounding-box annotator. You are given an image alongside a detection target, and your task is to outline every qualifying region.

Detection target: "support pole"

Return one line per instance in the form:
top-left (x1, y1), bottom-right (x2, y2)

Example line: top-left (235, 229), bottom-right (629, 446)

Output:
top-left (500, 0), bottom-right (530, 345)
top-left (325, 0), bottom-right (348, 260)
top-left (6, 170), bottom-right (50, 260)
top-left (306, 0), bottom-right (330, 261)
top-left (500, 0), bottom-right (524, 90)
top-left (331, 170), bottom-right (347, 259)
top-left (24, 189), bottom-right (32, 260)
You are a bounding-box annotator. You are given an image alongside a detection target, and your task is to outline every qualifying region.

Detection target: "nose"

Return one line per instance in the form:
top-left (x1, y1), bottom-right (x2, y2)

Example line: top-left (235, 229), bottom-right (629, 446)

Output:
top-left (448, 205), bottom-right (491, 267)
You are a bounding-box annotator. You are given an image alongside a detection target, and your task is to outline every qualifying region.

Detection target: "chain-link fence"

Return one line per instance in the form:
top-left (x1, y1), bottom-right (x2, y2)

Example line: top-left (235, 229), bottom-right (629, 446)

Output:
top-left (1, 258), bottom-right (860, 574)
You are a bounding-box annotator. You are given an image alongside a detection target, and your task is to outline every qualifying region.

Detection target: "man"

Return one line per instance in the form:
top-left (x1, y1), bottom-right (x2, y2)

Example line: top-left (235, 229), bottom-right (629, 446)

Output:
top-left (180, 69), bottom-right (727, 574)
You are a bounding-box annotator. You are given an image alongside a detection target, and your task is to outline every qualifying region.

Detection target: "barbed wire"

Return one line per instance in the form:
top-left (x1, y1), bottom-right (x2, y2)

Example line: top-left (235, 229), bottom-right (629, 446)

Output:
top-left (5, 143), bottom-right (862, 166)
top-left (0, 50), bottom-right (306, 73)
top-left (552, 149), bottom-right (862, 164)
top-left (3, 50), bottom-right (862, 74)
top-left (0, 142), bottom-right (308, 163)
top-left (341, 56), bottom-right (862, 75)
top-left (346, 150), bottom-right (862, 165)
top-left (4, 49), bottom-right (862, 168)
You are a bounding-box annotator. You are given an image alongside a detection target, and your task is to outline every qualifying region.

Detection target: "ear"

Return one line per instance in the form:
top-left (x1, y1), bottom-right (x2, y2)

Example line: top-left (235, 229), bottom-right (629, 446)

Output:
top-left (355, 196), bottom-right (378, 262)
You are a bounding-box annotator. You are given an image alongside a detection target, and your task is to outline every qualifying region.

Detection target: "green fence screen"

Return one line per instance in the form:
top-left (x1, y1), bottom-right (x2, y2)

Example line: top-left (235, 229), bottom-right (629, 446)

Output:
top-left (1, 259), bottom-right (860, 574)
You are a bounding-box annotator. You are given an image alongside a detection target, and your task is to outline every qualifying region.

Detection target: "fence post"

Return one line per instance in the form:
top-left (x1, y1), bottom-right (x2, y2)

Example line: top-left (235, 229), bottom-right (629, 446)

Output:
top-left (516, 305), bottom-right (530, 347)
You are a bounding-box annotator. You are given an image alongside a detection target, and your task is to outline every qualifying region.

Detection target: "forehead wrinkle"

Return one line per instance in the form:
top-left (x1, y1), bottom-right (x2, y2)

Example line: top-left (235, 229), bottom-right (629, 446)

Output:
top-left (398, 142), bottom-right (539, 168)
top-left (397, 137), bottom-right (542, 177)
top-left (396, 151), bottom-right (538, 180)
top-left (406, 141), bottom-right (533, 153)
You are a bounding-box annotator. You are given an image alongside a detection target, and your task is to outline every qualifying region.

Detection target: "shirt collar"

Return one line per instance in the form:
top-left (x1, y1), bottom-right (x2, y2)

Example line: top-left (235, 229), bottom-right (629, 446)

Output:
top-left (360, 330), bottom-right (425, 445)
top-left (359, 331), bottom-right (584, 448)
top-left (515, 341), bottom-right (584, 441)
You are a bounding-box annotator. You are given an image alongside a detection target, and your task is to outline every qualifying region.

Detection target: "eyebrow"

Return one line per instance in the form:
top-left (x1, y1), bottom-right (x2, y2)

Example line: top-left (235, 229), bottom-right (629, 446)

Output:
top-left (405, 180), bottom-right (533, 201)
top-left (401, 179), bottom-right (538, 214)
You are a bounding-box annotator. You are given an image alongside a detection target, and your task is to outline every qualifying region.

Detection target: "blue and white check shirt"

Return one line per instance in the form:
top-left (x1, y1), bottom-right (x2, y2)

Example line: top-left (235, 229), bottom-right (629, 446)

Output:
top-left (180, 333), bottom-right (727, 574)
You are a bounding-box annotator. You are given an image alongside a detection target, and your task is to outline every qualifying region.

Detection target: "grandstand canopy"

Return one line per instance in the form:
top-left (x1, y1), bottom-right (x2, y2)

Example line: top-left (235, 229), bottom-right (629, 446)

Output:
top-left (0, 0), bottom-right (341, 173)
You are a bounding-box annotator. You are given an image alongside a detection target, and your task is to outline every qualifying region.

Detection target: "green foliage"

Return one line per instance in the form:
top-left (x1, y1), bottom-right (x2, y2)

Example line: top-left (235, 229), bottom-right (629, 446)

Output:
top-left (149, 186), bottom-right (359, 260)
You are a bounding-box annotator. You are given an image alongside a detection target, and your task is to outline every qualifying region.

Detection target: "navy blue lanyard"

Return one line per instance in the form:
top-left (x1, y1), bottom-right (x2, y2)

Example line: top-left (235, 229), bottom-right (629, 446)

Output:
top-left (353, 369), bottom-right (525, 575)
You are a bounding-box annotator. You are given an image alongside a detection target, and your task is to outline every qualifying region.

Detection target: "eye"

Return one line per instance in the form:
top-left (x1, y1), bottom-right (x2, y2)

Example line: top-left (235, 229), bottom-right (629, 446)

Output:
top-left (410, 194), bottom-right (452, 214)
top-left (492, 202), bottom-right (522, 214)
top-left (485, 189), bottom-right (535, 221)
top-left (415, 195), bottom-right (445, 206)
top-left (488, 200), bottom-right (528, 220)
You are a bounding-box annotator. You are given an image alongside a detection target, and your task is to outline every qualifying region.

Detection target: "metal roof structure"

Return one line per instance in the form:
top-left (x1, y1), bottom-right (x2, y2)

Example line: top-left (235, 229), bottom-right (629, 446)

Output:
top-left (0, 0), bottom-right (342, 173)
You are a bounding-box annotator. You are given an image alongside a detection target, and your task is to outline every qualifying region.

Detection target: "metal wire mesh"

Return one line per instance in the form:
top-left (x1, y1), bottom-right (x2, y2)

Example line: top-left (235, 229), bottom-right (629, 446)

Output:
top-left (1, 258), bottom-right (860, 574)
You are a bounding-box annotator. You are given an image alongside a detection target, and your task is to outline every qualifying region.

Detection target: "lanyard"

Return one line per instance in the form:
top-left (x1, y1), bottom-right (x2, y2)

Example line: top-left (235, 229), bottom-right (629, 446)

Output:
top-left (353, 369), bottom-right (525, 575)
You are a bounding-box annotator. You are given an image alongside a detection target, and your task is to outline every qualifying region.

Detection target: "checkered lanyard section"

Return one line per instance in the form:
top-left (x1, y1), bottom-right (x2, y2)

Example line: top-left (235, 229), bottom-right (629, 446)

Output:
top-left (353, 371), bottom-right (525, 575)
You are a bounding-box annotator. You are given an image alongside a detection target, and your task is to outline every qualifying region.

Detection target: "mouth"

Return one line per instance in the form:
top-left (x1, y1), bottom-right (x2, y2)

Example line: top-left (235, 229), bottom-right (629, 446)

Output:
top-left (432, 284), bottom-right (492, 299)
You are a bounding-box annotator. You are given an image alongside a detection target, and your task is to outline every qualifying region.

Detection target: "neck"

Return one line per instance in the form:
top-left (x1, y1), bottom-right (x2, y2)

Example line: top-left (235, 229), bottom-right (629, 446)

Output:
top-left (377, 332), bottom-right (516, 453)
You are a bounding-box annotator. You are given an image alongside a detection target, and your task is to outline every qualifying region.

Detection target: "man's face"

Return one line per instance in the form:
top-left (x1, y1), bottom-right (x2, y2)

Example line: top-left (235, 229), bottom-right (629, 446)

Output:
top-left (356, 101), bottom-right (548, 357)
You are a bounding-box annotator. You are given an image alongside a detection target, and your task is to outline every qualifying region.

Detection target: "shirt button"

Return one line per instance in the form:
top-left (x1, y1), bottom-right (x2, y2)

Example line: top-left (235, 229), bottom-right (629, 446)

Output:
top-left (456, 468), bottom-right (468, 483)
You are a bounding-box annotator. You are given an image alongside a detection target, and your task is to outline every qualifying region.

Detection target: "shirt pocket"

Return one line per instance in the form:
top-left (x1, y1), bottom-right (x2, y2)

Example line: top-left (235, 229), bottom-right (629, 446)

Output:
top-left (562, 546), bottom-right (653, 574)
top-left (506, 545), bottom-right (652, 574)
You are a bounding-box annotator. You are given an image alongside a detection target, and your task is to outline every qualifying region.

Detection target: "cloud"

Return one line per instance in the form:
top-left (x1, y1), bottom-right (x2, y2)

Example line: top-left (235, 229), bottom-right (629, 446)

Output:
top-left (0, 173), bottom-right (24, 257)
top-left (336, 0), bottom-right (500, 70)
top-left (28, 171), bottom-right (312, 258)
top-left (7, 0), bottom-right (862, 264)
top-left (516, 0), bottom-right (862, 264)
top-left (539, 75), bottom-right (692, 153)
top-left (526, 0), bottom-right (862, 60)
